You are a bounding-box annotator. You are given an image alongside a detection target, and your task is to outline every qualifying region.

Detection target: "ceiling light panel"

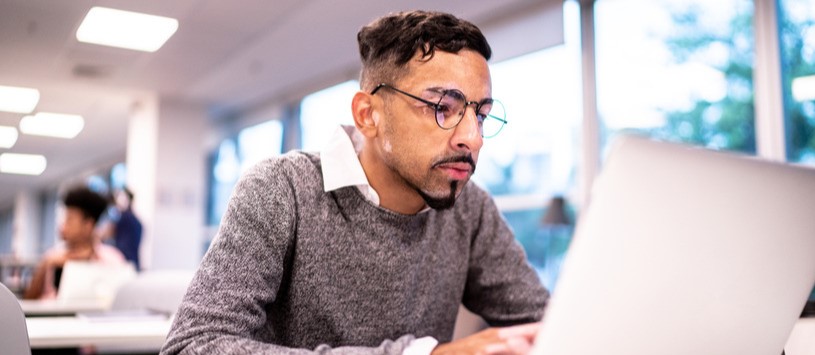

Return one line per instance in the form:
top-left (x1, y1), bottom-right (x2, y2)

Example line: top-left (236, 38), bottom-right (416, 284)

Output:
top-left (0, 153), bottom-right (47, 175)
top-left (0, 85), bottom-right (40, 113)
top-left (76, 7), bottom-right (179, 52)
top-left (20, 112), bottom-right (84, 139)
top-left (0, 126), bottom-right (18, 148)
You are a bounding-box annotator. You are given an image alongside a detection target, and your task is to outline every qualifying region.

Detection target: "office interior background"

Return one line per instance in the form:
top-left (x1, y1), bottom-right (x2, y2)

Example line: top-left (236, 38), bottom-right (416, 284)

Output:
top-left (0, 0), bottom-right (813, 297)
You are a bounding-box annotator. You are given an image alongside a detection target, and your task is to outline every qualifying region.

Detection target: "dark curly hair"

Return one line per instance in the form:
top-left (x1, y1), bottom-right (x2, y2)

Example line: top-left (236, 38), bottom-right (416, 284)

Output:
top-left (63, 185), bottom-right (108, 224)
top-left (357, 10), bottom-right (492, 91)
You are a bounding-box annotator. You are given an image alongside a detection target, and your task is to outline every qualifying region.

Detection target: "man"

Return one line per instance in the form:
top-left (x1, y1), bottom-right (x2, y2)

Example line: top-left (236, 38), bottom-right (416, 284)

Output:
top-left (25, 185), bottom-right (126, 300)
top-left (162, 10), bottom-right (548, 355)
top-left (101, 187), bottom-right (143, 270)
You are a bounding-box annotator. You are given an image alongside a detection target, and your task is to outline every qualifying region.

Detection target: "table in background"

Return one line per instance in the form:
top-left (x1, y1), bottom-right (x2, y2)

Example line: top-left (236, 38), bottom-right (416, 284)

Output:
top-left (26, 315), bottom-right (172, 349)
top-left (20, 298), bottom-right (110, 317)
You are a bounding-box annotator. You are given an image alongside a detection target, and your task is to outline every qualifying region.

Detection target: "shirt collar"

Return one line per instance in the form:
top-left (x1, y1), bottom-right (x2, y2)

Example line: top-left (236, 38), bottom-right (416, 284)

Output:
top-left (320, 125), bottom-right (381, 206)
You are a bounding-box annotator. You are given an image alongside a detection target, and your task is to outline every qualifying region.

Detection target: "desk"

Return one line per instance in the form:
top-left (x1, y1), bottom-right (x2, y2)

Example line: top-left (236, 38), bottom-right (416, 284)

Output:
top-left (20, 299), bottom-right (110, 316)
top-left (26, 316), bottom-right (172, 349)
top-left (786, 317), bottom-right (815, 355)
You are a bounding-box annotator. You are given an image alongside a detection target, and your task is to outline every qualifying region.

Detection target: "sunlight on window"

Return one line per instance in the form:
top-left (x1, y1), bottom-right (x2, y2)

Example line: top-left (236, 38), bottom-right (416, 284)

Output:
top-left (474, 0), bottom-right (581, 199)
top-left (300, 80), bottom-right (359, 152)
top-left (110, 163), bottom-right (127, 190)
top-left (595, 0), bottom-right (756, 153)
top-left (780, 0), bottom-right (815, 164)
top-left (238, 120), bottom-right (283, 172)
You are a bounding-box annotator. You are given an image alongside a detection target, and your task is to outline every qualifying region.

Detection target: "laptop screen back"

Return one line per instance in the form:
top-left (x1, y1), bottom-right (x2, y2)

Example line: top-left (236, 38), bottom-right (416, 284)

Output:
top-left (57, 261), bottom-right (136, 303)
top-left (531, 135), bottom-right (815, 355)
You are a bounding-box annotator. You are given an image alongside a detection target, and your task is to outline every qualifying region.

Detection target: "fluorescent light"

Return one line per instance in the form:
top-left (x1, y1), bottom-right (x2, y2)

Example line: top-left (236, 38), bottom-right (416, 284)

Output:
top-left (0, 85), bottom-right (40, 113)
top-left (793, 75), bottom-right (815, 102)
top-left (0, 153), bottom-right (46, 175)
top-left (20, 112), bottom-right (84, 138)
top-left (76, 7), bottom-right (179, 52)
top-left (0, 126), bottom-right (18, 148)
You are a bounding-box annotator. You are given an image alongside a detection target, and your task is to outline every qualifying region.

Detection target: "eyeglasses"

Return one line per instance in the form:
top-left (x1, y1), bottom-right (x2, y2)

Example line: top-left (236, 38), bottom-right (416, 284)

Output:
top-left (371, 83), bottom-right (507, 138)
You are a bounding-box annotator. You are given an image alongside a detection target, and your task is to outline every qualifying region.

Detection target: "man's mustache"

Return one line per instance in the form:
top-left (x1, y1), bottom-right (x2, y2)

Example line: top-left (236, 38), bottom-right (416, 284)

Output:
top-left (432, 154), bottom-right (476, 173)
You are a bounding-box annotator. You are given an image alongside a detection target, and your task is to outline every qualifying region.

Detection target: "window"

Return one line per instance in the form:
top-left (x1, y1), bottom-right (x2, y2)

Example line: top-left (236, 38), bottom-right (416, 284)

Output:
top-left (207, 120), bottom-right (284, 226)
top-left (207, 139), bottom-right (240, 226)
top-left (595, 0), bottom-right (756, 154)
top-left (476, 1), bottom-right (581, 198)
top-left (110, 163), bottom-right (127, 191)
top-left (779, 0), bottom-right (815, 164)
top-left (0, 208), bottom-right (11, 254)
top-left (300, 80), bottom-right (359, 152)
top-left (238, 120), bottom-right (283, 172)
top-left (475, 0), bottom-right (582, 290)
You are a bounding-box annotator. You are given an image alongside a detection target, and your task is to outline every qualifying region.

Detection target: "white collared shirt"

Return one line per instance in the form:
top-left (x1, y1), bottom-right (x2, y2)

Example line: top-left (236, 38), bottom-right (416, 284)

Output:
top-left (320, 125), bottom-right (381, 206)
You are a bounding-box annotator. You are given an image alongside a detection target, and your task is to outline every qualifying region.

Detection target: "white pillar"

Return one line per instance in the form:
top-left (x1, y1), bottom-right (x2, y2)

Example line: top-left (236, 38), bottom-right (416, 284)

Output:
top-left (12, 190), bottom-right (41, 259)
top-left (126, 96), bottom-right (208, 271)
top-left (151, 100), bottom-right (207, 270)
top-left (127, 96), bottom-right (159, 270)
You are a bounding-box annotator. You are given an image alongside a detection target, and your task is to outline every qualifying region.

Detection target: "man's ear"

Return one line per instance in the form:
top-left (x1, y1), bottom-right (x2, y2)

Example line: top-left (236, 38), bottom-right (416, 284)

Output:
top-left (352, 91), bottom-right (378, 138)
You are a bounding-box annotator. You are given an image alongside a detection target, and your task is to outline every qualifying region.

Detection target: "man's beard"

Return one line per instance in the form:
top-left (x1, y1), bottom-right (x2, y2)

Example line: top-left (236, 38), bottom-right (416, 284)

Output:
top-left (417, 180), bottom-right (459, 210)
top-left (411, 154), bottom-right (475, 210)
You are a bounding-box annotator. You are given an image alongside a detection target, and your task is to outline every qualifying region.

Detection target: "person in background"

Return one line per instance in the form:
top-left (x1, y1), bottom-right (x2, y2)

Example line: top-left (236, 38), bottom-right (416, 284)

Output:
top-left (101, 187), bottom-right (143, 271)
top-left (24, 185), bottom-right (126, 300)
top-left (162, 10), bottom-right (548, 355)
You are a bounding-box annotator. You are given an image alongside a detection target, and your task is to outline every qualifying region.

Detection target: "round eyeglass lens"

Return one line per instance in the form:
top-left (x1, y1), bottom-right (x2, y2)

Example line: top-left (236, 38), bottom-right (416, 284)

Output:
top-left (481, 99), bottom-right (506, 138)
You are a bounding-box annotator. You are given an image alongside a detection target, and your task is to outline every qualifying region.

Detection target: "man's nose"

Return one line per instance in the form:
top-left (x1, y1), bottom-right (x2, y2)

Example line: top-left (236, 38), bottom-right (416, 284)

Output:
top-left (450, 104), bottom-right (484, 152)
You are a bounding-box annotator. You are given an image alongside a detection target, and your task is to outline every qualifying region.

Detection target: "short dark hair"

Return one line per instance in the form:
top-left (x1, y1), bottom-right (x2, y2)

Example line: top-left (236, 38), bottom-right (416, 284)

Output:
top-left (63, 186), bottom-right (108, 224)
top-left (357, 10), bottom-right (492, 91)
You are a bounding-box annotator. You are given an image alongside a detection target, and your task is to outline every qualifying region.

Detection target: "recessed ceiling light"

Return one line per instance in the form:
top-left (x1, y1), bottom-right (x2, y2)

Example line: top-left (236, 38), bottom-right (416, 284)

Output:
top-left (76, 7), bottom-right (179, 52)
top-left (792, 75), bottom-right (815, 102)
top-left (0, 85), bottom-right (40, 113)
top-left (0, 126), bottom-right (18, 148)
top-left (0, 153), bottom-right (47, 175)
top-left (20, 112), bottom-right (84, 139)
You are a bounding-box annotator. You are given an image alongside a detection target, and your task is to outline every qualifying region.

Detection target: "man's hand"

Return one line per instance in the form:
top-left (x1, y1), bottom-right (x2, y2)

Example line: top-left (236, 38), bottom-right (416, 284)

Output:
top-left (431, 322), bottom-right (541, 355)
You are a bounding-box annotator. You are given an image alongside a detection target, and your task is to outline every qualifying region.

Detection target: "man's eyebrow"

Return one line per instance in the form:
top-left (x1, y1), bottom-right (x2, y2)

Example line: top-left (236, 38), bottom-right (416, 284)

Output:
top-left (424, 86), bottom-right (448, 95)
top-left (424, 86), bottom-right (494, 103)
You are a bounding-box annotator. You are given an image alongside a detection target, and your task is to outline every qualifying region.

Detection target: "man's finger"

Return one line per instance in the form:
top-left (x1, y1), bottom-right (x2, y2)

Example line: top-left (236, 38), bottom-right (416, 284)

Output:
top-left (496, 322), bottom-right (542, 340)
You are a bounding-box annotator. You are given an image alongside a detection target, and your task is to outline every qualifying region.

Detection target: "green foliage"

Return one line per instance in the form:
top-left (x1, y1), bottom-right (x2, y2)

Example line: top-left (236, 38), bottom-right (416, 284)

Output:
top-left (655, 6), bottom-right (756, 153)
top-left (654, 4), bottom-right (815, 159)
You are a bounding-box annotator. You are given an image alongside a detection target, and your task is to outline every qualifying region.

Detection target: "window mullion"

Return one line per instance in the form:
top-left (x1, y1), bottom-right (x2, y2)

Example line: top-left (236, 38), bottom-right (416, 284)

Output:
top-left (753, 0), bottom-right (787, 161)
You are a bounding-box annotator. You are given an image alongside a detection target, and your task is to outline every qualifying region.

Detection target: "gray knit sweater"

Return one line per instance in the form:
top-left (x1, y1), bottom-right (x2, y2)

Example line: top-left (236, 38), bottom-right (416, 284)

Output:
top-left (160, 151), bottom-right (548, 355)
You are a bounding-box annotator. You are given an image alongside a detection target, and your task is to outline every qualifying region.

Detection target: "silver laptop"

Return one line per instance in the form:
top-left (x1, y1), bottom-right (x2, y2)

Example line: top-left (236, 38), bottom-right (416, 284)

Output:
top-left (57, 261), bottom-right (136, 303)
top-left (532, 134), bottom-right (815, 355)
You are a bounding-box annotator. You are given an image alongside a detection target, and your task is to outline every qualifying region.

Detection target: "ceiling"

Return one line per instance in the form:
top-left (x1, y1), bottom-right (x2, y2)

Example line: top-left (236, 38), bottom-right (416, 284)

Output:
top-left (0, 0), bottom-right (543, 209)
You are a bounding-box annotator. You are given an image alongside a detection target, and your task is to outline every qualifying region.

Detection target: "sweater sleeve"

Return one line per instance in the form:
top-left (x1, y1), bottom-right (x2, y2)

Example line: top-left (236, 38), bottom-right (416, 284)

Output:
top-left (160, 159), bottom-right (413, 355)
top-left (460, 185), bottom-right (550, 327)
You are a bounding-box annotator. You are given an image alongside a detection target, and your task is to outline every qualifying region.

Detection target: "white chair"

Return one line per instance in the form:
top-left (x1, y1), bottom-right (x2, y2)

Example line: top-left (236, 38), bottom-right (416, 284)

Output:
top-left (0, 282), bottom-right (31, 355)
top-left (110, 270), bottom-right (194, 314)
top-left (93, 270), bottom-right (194, 354)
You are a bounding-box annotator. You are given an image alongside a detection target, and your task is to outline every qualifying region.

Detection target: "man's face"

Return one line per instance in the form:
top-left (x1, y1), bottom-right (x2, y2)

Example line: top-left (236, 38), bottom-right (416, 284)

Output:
top-left (374, 49), bottom-right (490, 209)
top-left (59, 207), bottom-right (94, 244)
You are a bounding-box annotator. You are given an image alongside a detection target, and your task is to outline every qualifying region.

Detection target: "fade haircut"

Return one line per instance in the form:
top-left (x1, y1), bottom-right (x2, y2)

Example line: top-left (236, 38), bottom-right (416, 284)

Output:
top-left (63, 185), bottom-right (108, 224)
top-left (357, 10), bottom-right (492, 92)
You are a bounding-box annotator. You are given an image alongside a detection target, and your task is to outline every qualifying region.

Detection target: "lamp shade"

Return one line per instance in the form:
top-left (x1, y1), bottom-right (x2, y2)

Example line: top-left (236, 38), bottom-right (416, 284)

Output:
top-left (542, 196), bottom-right (571, 226)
